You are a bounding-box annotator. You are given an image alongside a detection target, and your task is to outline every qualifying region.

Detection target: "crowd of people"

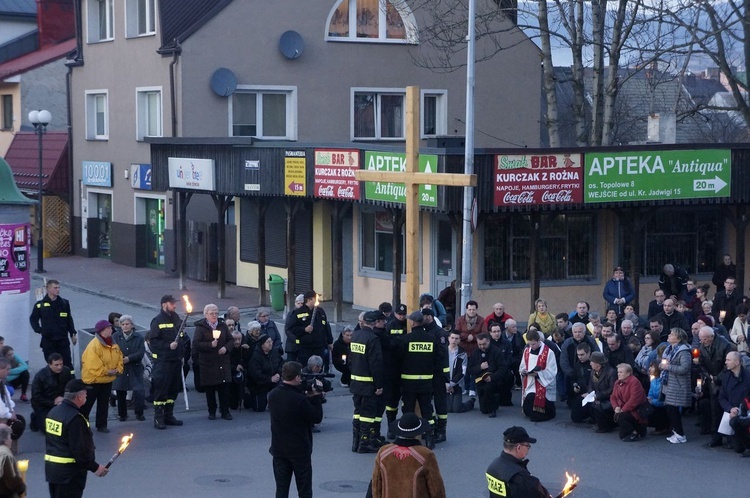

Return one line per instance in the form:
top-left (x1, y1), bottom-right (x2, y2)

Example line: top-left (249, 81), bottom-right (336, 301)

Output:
top-left (12, 254), bottom-right (750, 496)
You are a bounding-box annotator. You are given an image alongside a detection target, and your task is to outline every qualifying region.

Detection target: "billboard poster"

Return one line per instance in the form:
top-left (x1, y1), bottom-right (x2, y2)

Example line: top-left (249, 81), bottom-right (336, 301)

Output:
top-left (284, 150), bottom-right (306, 196)
top-left (363, 151), bottom-right (438, 207)
top-left (494, 153), bottom-right (583, 206)
top-left (0, 224), bottom-right (30, 294)
top-left (314, 149), bottom-right (360, 200)
top-left (584, 149), bottom-right (731, 203)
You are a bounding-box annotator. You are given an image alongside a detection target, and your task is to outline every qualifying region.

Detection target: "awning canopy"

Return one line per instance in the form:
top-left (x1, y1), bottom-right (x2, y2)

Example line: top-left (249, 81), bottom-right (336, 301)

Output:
top-left (4, 131), bottom-right (69, 196)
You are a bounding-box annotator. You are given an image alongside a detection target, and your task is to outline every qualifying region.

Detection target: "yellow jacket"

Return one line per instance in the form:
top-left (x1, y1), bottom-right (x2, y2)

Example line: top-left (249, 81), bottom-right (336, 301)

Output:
top-left (82, 335), bottom-right (124, 384)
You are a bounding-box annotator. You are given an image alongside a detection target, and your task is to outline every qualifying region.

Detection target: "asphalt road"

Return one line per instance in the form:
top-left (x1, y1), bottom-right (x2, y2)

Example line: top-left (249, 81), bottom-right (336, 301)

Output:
top-left (17, 287), bottom-right (746, 497)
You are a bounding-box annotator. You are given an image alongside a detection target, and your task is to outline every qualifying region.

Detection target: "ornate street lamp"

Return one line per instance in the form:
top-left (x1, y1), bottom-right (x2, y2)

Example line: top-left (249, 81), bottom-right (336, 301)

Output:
top-left (28, 109), bottom-right (51, 273)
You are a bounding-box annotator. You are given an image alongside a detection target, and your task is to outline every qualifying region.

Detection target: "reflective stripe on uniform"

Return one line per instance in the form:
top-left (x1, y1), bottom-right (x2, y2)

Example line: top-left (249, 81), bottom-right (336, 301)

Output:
top-left (486, 473), bottom-right (507, 496)
top-left (158, 323), bottom-right (174, 329)
top-left (45, 418), bottom-right (63, 436)
top-left (443, 367), bottom-right (450, 373)
top-left (400, 374), bottom-right (433, 380)
top-left (351, 375), bottom-right (373, 382)
top-left (45, 455), bottom-right (76, 464)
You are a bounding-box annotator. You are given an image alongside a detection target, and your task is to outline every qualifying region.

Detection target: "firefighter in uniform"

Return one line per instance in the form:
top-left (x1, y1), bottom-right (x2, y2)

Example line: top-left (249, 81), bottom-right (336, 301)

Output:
top-left (148, 295), bottom-right (185, 430)
top-left (384, 304), bottom-right (408, 439)
top-left (399, 311), bottom-right (440, 449)
top-left (45, 379), bottom-right (108, 497)
top-left (30, 279), bottom-right (77, 369)
top-left (422, 308), bottom-right (450, 444)
top-left (349, 310), bottom-right (384, 453)
top-left (485, 426), bottom-right (551, 498)
top-left (285, 290), bottom-right (333, 368)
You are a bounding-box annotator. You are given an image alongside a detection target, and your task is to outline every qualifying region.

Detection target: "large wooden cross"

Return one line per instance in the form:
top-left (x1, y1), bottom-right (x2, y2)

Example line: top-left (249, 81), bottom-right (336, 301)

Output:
top-left (354, 86), bottom-right (477, 314)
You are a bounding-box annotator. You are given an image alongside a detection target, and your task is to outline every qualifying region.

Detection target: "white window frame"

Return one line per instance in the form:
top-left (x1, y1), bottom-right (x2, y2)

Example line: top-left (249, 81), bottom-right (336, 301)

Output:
top-left (420, 89), bottom-right (447, 138)
top-left (125, 0), bottom-right (156, 37)
top-left (228, 85), bottom-right (298, 140)
top-left (135, 86), bottom-right (163, 140)
top-left (86, 0), bottom-right (115, 43)
top-left (351, 87), bottom-right (447, 141)
top-left (85, 90), bottom-right (109, 140)
top-left (325, 0), bottom-right (418, 44)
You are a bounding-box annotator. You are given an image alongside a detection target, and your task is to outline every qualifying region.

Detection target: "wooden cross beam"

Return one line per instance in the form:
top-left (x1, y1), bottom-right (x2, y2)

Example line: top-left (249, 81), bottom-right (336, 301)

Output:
top-left (354, 86), bottom-right (477, 316)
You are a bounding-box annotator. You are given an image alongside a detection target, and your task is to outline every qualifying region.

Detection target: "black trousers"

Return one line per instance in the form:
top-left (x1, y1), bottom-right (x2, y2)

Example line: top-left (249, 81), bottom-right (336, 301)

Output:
top-left (116, 389), bottom-right (145, 418)
top-left (81, 382), bottom-right (112, 429)
top-left (48, 472), bottom-right (87, 498)
top-left (42, 339), bottom-right (72, 370)
top-left (249, 387), bottom-right (271, 412)
top-left (352, 393), bottom-right (379, 424)
top-left (401, 390), bottom-right (434, 422)
top-left (730, 416), bottom-right (750, 453)
top-left (617, 411), bottom-right (646, 439)
top-left (568, 395), bottom-right (591, 423)
top-left (665, 405), bottom-right (685, 436)
top-left (591, 402), bottom-right (615, 431)
top-left (204, 384), bottom-right (230, 415)
top-left (152, 361), bottom-right (182, 404)
top-left (273, 455), bottom-right (312, 498)
top-left (8, 370), bottom-right (29, 394)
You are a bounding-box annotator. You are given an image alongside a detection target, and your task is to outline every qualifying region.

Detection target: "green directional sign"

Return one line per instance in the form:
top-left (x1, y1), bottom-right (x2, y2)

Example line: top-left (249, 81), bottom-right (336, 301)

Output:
top-left (584, 149), bottom-right (731, 203)
top-left (363, 151), bottom-right (439, 207)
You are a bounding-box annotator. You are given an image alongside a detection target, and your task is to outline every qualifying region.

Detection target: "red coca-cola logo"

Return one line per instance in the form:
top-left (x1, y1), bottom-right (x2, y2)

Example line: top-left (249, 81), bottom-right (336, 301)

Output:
top-left (337, 186), bottom-right (355, 198)
top-left (317, 185), bottom-right (334, 197)
top-left (541, 190), bottom-right (573, 203)
top-left (503, 191), bottom-right (535, 204)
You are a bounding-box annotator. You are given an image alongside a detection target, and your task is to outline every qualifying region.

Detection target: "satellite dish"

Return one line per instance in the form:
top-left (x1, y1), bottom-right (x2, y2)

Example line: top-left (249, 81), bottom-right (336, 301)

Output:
top-left (279, 31), bottom-right (304, 60)
top-left (210, 68), bottom-right (237, 97)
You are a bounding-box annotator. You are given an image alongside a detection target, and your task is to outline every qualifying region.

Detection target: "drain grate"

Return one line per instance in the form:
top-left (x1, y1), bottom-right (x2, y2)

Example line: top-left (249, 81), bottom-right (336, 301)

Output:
top-left (320, 480), bottom-right (370, 493)
top-left (193, 474), bottom-right (252, 488)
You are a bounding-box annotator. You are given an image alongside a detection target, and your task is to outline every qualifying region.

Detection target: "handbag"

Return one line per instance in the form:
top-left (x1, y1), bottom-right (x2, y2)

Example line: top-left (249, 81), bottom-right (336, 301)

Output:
top-left (637, 401), bottom-right (654, 419)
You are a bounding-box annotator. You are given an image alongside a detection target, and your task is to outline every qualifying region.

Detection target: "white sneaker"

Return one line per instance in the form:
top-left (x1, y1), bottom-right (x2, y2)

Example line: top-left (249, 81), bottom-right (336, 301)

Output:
top-left (666, 432), bottom-right (687, 444)
top-left (469, 390), bottom-right (476, 398)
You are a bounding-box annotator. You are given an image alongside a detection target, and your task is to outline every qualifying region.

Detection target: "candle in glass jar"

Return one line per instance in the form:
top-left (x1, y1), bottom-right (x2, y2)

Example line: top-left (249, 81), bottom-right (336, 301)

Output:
top-left (17, 460), bottom-right (28, 472)
top-left (720, 311), bottom-right (727, 322)
top-left (696, 379), bottom-right (702, 392)
top-left (212, 330), bottom-right (221, 340)
top-left (341, 354), bottom-right (347, 364)
top-left (692, 348), bottom-right (700, 359)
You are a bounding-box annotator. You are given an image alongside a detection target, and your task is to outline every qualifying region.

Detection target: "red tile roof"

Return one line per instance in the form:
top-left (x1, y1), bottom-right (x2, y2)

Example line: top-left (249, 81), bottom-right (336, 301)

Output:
top-left (4, 131), bottom-right (69, 194)
top-left (0, 38), bottom-right (75, 79)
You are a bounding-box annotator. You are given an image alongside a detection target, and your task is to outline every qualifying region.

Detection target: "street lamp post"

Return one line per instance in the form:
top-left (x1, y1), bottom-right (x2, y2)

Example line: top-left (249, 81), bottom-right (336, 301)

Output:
top-left (28, 109), bottom-right (51, 273)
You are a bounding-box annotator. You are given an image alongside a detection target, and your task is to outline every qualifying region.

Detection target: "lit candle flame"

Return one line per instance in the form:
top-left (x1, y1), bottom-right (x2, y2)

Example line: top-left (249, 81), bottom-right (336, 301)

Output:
top-left (17, 459), bottom-right (28, 472)
top-left (213, 330), bottom-right (221, 340)
top-left (314, 294), bottom-right (320, 307)
top-left (118, 433), bottom-right (134, 453)
top-left (183, 295), bottom-right (193, 314)
top-left (561, 472), bottom-right (579, 497)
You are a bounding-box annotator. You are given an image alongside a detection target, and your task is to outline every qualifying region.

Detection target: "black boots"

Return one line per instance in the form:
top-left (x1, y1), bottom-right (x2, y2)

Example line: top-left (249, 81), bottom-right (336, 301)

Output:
top-left (386, 410), bottom-right (397, 440)
top-left (352, 420), bottom-right (360, 452)
top-left (357, 423), bottom-right (380, 454)
top-left (423, 427), bottom-right (435, 450)
top-left (154, 405), bottom-right (166, 430)
top-left (164, 403), bottom-right (183, 426)
top-left (434, 419), bottom-right (447, 444)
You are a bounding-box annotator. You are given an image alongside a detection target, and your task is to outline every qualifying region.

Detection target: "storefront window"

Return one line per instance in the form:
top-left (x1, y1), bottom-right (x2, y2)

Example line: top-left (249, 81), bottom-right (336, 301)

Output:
top-left (146, 198), bottom-right (165, 268)
top-left (483, 213), bottom-right (595, 283)
top-left (360, 210), bottom-right (404, 273)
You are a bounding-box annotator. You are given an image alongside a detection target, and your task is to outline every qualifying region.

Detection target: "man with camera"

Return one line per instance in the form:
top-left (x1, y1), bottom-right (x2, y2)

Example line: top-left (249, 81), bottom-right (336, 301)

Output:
top-left (268, 361), bottom-right (324, 498)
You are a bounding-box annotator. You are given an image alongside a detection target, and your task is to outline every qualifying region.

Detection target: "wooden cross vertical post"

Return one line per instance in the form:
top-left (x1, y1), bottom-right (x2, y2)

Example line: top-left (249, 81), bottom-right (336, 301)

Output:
top-left (354, 86), bottom-right (477, 314)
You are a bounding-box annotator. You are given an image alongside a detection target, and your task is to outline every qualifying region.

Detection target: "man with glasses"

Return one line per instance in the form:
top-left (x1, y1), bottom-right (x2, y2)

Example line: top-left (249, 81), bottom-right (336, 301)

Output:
top-left (486, 426), bottom-right (551, 497)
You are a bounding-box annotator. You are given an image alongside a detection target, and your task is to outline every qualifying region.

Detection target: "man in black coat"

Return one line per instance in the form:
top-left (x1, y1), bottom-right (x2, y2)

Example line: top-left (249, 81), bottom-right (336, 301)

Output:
top-left (485, 426), bottom-right (551, 498)
top-left (654, 299), bottom-right (690, 339)
top-left (285, 290), bottom-right (333, 368)
top-left (30, 352), bottom-right (74, 432)
top-left (658, 263), bottom-right (689, 301)
top-left (647, 289), bottom-right (666, 320)
top-left (695, 326), bottom-right (736, 446)
top-left (499, 320), bottom-right (525, 389)
top-left (713, 277), bottom-right (743, 328)
top-left (468, 333), bottom-right (513, 417)
top-left (268, 361), bottom-right (323, 498)
top-left (29, 279), bottom-right (77, 369)
top-left (605, 334), bottom-right (635, 370)
top-left (559, 323), bottom-right (598, 393)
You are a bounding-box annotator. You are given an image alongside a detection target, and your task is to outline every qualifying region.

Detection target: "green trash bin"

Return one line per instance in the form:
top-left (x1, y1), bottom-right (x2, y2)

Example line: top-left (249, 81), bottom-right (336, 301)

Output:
top-left (268, 274), bottom-right (286, 311)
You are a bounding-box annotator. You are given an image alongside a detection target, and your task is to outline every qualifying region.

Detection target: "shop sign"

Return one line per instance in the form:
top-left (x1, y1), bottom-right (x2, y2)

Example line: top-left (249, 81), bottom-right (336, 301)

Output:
top-left (363, 151), bottom-right (438, 207)
top-left (584, 149), bottom-right (731, 203)
top-left (284, 150), bottom-right (306, 196)
top-left (494, 153), bottom-right (583, 206)
top-left (314, 149), bottom-right (360, 200)
top-left (82, 161), bottom-right (112, 187)
top-left (168, 157), bottom-right (216, 190)
top-left (0, 224), bottom-right (30, 294)
top-left (130, 164), bottom-right (152, 190)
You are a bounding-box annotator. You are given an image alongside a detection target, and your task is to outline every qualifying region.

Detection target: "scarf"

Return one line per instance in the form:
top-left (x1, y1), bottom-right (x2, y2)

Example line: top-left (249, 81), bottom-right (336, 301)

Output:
top-left (523, 344), bottom-right (549, 413)
top-left (660, 343), bottom-right (688, 385)
top-left (464, 314), bottom-right (479, 329)
top-left (98, 332), bottom-right (114, 346)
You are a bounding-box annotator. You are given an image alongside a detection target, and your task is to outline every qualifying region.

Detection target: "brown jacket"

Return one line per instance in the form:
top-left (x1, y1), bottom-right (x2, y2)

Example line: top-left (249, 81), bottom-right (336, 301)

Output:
top-left (371, 441), bottom-right (446, 498)
top-left (455, 313), bottom-right (486, 356)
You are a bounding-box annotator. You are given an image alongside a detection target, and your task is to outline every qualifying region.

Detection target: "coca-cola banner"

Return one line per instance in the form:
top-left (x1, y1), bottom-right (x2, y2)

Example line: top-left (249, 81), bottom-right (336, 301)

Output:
top-left (494, 153), bottom-right (583, 207)
top-left (314, 149), bottom-right (360, 200)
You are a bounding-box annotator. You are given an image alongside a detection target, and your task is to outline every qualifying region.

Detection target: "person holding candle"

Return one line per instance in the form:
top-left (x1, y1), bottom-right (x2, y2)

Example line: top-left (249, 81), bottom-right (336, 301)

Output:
top-left (661, 328), bottom-right (692, 444)
top-left (193, 304), bottom-right (234, 420)
top-left (713, 276), bottom-right (742, 328)
top-left (286, 290), bottom-right (333, 369)
top-left (0, 424), bottom-right (25, 497)
top-left (45, 379), bottom-right (108, 497)
top-left (332, 325), bottom-right (353, 387)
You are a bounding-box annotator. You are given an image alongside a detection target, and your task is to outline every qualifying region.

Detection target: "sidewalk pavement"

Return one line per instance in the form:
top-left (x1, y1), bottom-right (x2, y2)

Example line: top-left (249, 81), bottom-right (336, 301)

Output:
top-left (30, 254), bottom-right (363, 331)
